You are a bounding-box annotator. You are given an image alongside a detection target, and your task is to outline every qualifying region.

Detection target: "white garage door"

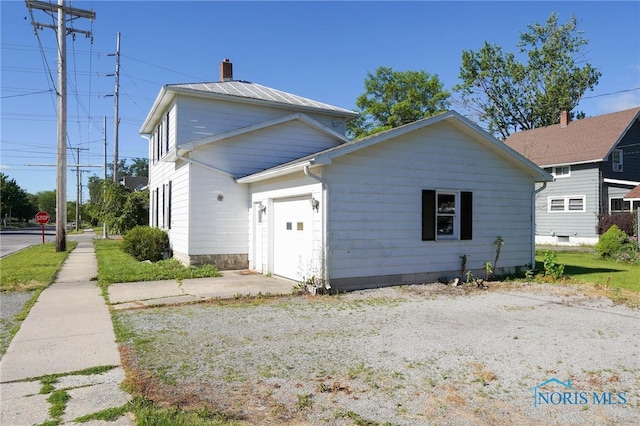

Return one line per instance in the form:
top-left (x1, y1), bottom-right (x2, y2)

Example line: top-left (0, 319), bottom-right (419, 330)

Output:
top-left (273, 196), bottom-right (314, 281)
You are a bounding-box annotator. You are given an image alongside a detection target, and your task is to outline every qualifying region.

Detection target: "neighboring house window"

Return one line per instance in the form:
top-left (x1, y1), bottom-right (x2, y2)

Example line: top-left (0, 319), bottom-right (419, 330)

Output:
top-left (612, 149), bottom-right (623, 172)
top-left (422, 190), bottom-right (472, 241)
top-left (551, 166), bottom-right (570, 178)
top-left (610, 198), bottom-right (630, 212)
top-left (548, 195), bottom-right (585, 212)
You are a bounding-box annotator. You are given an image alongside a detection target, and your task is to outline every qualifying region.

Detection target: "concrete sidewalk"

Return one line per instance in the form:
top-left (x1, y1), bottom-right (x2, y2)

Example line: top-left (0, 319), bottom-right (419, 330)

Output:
top-left (108, 270), bottom-right (296, 310)
top-left (0, 231), bottom-right (133, 425)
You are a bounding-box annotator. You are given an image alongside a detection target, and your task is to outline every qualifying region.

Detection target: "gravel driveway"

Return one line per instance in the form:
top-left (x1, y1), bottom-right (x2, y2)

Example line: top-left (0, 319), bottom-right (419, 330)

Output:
top-left (116, 282), bottom-right (640, 425)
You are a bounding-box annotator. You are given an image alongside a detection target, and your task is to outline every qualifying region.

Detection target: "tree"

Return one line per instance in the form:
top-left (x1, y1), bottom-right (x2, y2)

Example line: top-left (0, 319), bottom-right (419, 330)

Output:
top-left (455, 12), bottom-right (601, 139)
top-left (88, 180), bottom-right (148, 234)
top-left (348, 66), bottom-right (450, 138)
top-left (34, 190), bottom-right (57, 219)
top-left (0, 173), bottom-right (36, 224)
top-left (106, 157), bottom-right (149, 181)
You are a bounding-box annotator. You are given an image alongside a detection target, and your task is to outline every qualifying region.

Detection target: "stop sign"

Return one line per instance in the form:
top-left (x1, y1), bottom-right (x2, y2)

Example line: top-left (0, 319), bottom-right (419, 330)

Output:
top-left (35, 211), bottom-right (50, 225)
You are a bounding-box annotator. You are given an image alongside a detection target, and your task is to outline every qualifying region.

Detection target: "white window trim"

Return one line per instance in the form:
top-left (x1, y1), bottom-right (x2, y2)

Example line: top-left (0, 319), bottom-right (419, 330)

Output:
top-left (609, 197), bottom-right (631, 213)
top-left (548, 195), bottom-right (586, 213)
top-left (436, 191), bottom-right (459, 240)
top-left (551, 165), bottom-right (571, 178)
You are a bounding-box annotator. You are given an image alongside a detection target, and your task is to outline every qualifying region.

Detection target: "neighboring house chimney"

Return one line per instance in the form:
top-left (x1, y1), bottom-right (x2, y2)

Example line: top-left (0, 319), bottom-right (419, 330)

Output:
top-left (220, 59), bottom-right (233, 81)
top-left (560, 110), bottom-right (570, 128)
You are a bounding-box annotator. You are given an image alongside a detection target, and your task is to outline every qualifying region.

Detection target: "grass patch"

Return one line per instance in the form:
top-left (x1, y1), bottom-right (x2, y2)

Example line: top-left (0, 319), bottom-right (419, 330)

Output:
top-left (93, 239), bottom-right (221, 287)
top-left (72, 404), bottom-right (130, 423)
top-left (130, 397), bottom-right (243, 426)
top-left (47, 389), bottom-right (71, 419)
top-left (535, 249), bottom-right (640, 291)
top-left (0, 242), bottom-right (77, 291)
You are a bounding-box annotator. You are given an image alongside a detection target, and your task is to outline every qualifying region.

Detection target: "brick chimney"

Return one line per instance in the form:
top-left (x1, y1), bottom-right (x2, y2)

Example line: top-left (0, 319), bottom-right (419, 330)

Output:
top-left (560, 110), bottom-right (570, 128)
top-left (220, 59), bottom-right (233, 81)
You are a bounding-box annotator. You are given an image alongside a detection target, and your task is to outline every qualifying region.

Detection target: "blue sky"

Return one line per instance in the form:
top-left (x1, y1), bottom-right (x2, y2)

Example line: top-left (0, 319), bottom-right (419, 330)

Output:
top-left (2, 1), bottom-right (639, 201)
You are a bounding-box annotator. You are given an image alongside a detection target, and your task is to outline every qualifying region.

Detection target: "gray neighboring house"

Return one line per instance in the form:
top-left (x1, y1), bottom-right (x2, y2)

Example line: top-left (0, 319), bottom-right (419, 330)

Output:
top-left (505, 107), bottom-right (640, 245)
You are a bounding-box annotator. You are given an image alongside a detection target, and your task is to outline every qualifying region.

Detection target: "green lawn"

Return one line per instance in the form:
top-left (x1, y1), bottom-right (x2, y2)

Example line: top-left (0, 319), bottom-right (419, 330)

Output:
top-left (535, 249), bottom-right (640, 292)
top-left (0, 242), bottom-right (78, 292)
top-left (93, 239), bottom-right (221, 287)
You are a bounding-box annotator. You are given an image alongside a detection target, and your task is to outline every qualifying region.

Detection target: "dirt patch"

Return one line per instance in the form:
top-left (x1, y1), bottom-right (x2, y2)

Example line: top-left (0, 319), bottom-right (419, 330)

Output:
top-left (116, 282), bottom-right (640, 425)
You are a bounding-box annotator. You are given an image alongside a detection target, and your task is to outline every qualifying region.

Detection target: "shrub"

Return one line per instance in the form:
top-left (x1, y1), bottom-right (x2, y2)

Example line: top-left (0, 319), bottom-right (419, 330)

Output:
top-left (596, 225), bottom-right (628, 258)
top-left (598, 212), bottom-right (635, 237)
top-left (121, 226), bottom-right (169, 262)
top-left (596, 225), bottom-right (639, 264)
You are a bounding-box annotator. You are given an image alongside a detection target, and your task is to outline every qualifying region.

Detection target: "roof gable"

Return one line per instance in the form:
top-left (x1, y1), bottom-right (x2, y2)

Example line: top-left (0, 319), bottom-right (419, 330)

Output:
top-left (625, 184), bottom-right (640, 200)
top-left (238, 110), bottom-right (551, 183)
top-left (504, 107), bottom-right (640, 167)
top-left (163, 113), bottom-right (350, 161)
top-left (140, 80), bottom-right (358, 134)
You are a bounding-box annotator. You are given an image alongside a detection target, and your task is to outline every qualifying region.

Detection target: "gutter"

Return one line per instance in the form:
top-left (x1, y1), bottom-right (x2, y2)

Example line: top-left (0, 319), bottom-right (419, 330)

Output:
top-left (531, 181), bottom-right (547, 269)
top-left (176, 152), bottom-right (237, 181)
top-left (303, 164), bottom-right (330, 290)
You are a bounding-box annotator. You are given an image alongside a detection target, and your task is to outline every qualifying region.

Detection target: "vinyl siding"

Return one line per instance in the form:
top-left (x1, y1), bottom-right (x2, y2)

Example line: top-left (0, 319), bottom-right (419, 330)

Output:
top-left (325, 121), bottom-right (535, 280)
top-left (191, 120), bottom-right (343, 178)
top-left (535, 165), bottom-right (600, 238)
top-left (175, 96), bottom-right (348, 145)
top-left (602, 119), bottom-right (640, 182)
top-left (148, 156), bottom-right (190, 254)
top-left (187, 164), bottom-right (249, 255)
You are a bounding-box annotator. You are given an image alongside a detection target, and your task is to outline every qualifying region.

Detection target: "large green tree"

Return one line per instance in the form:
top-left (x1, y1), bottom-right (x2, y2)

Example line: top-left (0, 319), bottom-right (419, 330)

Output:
top-left (455, 12), bottom-right (601, 139)
top-left (87, 180), bottom-right (148, 234)
top-left (0, 173), bottom-right (36, 224)
top-left (348, 66), bottom-right (450, 138)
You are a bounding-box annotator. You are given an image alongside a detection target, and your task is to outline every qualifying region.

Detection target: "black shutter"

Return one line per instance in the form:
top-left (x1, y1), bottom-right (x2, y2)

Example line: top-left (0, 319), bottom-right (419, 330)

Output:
top-left (422, 190), bottom-right (435, 241)
top-left (461, 191), bottom-right (472, 240)
top-left (167, 181), bottom-right (172, 230)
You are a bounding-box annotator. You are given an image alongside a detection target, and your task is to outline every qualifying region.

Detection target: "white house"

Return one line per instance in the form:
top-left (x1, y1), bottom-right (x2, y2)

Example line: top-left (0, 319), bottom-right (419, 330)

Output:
top-left (140, 60), bottom-right (551, 291)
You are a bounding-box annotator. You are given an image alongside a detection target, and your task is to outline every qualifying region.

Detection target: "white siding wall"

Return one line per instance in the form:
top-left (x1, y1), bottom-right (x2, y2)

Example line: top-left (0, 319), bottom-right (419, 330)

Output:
top-left (193, 121), bottom-right (343, 178)
top-left (148, 159), bottom-right (190, 253)
top-left (175, 96), bottom-right (347, 145)
top-left (187, 162), bottom-right (249, 255)
top-left (325, 122), bottom-right (536, 280)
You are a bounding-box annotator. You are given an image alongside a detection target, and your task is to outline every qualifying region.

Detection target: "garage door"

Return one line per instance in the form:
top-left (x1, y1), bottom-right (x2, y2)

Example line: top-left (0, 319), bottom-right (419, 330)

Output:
top-left (273, 196), bottom-right (314, 281)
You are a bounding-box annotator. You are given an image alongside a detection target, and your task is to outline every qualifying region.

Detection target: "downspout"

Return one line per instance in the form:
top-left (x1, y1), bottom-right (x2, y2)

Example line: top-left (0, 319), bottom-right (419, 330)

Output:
top-left (531, 181), bottom-right (547, 269)
top-left (304, 164), bottom-right (330, 289)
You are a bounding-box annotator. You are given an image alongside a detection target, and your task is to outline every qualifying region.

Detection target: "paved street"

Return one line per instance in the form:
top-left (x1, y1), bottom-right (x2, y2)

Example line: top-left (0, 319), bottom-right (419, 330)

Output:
top-left (0, 227), bottom-right (56, 258)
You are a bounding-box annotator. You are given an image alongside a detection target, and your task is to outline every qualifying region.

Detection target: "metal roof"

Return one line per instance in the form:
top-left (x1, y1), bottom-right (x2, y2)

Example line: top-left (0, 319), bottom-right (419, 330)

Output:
top-left (167, 80), bottom-right (358, 116)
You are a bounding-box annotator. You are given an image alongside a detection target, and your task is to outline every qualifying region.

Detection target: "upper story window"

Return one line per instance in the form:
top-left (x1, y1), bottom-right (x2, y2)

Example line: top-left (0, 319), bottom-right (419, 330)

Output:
top-left (151, 113), bottom-right (172, 163)
top-left (551, 166), bottom-right (571, 178)
top-left (612, 149), bottom-right (623, 172)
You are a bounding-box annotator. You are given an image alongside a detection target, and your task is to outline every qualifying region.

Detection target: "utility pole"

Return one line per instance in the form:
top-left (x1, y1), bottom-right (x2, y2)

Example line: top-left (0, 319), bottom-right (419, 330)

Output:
top-left (103, 116), bottom-right (108, 239)
top-left (26, 0), bottom-right (95, 252)
top-left (107, 33), bottom-right (121, 183)
top-left (71, 147), bottom-right (88, 231)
